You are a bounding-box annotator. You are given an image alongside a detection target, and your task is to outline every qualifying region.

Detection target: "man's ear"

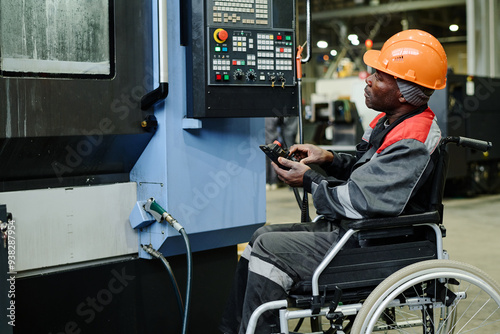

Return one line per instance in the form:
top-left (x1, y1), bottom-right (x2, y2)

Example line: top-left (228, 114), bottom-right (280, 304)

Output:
top-left (398, 94), bottom-right (407, 103)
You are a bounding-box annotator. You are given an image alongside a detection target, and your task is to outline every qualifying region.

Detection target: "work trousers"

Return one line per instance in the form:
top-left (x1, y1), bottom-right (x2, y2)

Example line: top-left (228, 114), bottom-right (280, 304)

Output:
top-left (220, 219), bottom-right (353, 334)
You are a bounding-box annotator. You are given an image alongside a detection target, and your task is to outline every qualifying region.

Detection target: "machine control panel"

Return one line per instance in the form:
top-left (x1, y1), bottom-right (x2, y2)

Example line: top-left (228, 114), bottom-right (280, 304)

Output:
top-left (185, 0), bottom-right (297, 117)
top-left (206, 0), bottom-right (295, 87)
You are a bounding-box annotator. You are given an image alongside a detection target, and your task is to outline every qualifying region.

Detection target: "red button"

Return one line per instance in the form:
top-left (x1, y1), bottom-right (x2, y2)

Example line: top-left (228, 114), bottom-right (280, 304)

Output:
top-left (216, 74), bottom-right (222, 81)
top-left (217, 29), bottom-right (229, 42)
top-left (280, 48), bottom-right (284, 53)
top-left (232, 60), bottom-right (237, 65)
top-left (277, 35), bottom-right (282, 41)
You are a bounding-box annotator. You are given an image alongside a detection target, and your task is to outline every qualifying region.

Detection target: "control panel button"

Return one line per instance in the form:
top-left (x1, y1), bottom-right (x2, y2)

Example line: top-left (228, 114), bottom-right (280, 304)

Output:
top-left (214, 28), bottom-right (229, 43)
top-left (246, 70), bottom-right (256, 81)
top-left (233, 69), bottom-right (244, 80)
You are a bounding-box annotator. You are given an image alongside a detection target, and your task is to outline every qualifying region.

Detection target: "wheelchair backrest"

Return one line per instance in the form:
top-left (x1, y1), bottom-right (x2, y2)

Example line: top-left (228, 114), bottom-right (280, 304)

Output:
top-left (428, 142), bottom-right (450, 217)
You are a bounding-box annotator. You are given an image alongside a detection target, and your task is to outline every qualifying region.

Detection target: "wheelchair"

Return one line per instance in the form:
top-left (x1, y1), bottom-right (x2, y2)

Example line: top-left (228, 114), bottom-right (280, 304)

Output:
top-left (247, 136), bottom-right (500, 334)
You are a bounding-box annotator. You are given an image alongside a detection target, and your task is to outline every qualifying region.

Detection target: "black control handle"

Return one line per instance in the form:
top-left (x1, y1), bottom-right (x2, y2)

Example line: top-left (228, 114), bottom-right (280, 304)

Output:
top-left (443, 136), bottom-right (493, 152)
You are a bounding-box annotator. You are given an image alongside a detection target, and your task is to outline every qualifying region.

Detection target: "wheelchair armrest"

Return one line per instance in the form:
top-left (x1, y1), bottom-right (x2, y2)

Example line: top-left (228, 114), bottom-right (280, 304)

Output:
top-left (341, 211), bottom-right (441, 231)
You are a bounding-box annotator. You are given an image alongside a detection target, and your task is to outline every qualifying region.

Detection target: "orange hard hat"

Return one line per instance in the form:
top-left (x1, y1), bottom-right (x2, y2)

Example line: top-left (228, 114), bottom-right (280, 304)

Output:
top-left (363, 30), bottom-right (447, 89)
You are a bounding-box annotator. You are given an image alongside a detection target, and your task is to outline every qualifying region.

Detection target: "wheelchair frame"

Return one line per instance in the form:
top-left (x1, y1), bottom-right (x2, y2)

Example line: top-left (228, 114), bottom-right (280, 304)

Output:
top-left (245, 137), bottom-right (500, 334)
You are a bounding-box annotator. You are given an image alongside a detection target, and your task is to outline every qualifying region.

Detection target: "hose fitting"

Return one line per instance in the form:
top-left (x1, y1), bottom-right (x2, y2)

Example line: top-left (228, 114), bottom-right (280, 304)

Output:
top-left (143, 198), bottom-right (184, 232)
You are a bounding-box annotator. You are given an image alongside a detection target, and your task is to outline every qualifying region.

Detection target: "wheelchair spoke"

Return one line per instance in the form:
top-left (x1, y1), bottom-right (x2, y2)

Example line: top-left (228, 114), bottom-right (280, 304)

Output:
top-left (351, 260), bottom-right (500, 334)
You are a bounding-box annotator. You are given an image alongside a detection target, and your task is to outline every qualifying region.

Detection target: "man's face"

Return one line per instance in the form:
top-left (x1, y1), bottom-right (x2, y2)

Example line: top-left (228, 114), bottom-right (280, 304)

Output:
top-left (364, 70), bottom-right (401, 112)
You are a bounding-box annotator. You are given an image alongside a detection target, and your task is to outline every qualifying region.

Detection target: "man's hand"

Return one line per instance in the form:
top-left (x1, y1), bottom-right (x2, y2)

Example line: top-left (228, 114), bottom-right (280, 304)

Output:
top-left (289, 144), bottom-right (334, 165)
top-left (272, 157), bottom-right (311, 187)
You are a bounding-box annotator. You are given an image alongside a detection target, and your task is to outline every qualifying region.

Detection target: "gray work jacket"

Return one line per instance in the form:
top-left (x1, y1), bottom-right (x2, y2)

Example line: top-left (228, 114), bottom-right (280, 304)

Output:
top-left (303, 106), bottom-right (441, 220)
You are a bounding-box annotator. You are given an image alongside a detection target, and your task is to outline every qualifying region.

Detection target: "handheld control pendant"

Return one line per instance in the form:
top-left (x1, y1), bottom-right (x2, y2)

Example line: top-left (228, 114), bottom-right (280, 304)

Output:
top-left (259, 140), bottom-right (297, 170)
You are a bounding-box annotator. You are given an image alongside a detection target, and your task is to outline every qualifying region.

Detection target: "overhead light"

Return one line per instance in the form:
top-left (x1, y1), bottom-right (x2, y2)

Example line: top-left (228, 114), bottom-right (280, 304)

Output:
top-left (317, 40), bottom-right (328, 48)
top-left (348, 34), bottom-right (360, 45)
top-left (330, 49), bottom-right (338, 57)
top-left (347, 34), bottom-right (359, 42)
top-left (449, 24), bottom-right (459, 32)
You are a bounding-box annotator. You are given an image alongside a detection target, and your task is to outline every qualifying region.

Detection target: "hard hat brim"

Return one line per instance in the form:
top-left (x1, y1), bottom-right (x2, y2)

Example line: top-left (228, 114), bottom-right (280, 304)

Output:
top-left (363, 50), bottom-right (382, 71)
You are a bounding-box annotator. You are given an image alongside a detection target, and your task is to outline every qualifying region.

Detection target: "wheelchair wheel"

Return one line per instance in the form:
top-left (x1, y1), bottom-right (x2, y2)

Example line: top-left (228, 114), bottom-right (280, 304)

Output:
top-left (351, 259), bottom-right (500, 333)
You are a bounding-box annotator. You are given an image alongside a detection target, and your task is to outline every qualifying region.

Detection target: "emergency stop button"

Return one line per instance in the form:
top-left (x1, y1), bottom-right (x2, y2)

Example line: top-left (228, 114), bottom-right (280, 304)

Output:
top-left (214, 28), bottom-right (228, 43)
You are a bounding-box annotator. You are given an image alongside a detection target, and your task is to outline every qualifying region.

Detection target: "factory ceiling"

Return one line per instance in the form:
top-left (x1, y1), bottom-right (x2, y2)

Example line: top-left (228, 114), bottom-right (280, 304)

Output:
top-left (296, 0), bottom-right (467, 61)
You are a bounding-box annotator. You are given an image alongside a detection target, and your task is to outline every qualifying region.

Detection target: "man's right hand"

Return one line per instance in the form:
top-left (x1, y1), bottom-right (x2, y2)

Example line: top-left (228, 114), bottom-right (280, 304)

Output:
top-left (289, 144), bottom-right (334, 166)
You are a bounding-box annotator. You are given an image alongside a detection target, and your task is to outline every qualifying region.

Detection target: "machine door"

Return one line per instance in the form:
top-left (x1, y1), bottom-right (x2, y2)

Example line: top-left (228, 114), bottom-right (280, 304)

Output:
top-left (0, 0), bottom-right (155, 191)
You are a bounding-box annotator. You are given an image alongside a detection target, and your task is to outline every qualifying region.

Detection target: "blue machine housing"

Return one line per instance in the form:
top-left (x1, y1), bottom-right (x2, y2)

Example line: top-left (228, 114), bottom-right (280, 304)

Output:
top-left (129, 0), bottom-right (266, 258)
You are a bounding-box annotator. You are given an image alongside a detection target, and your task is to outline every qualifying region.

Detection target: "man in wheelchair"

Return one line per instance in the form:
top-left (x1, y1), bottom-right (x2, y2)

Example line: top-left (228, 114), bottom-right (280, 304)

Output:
top-left (220, 30), bottom-right (449, 334)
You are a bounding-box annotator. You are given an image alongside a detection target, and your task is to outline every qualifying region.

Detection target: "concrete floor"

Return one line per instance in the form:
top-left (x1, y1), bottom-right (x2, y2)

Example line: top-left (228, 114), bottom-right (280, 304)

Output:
top-left (265, 186), bottom-right (500, 285)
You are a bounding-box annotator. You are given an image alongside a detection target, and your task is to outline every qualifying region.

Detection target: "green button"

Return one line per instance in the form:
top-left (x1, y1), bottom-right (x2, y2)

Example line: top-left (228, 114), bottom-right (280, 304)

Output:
top-left (224, 74), bottom-right (230, 81)
top-left (241, 61), bottom-right (246, 66)
top-left (215, 46), bottom-right (221, 52)
top-left (286, 36), bottom-right (291, 41)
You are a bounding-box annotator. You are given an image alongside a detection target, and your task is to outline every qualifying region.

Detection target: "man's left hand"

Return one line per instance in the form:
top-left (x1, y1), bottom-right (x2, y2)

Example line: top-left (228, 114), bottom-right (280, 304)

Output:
top-left (272, 157), bottom-right (311, 187)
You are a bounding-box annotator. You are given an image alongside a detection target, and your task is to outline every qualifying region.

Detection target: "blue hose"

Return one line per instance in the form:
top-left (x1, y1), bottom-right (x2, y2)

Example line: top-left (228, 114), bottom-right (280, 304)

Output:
top-left (143, 198), bottom-right (192, 333)
top-left (179, 228), bottom-right (192, 334)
